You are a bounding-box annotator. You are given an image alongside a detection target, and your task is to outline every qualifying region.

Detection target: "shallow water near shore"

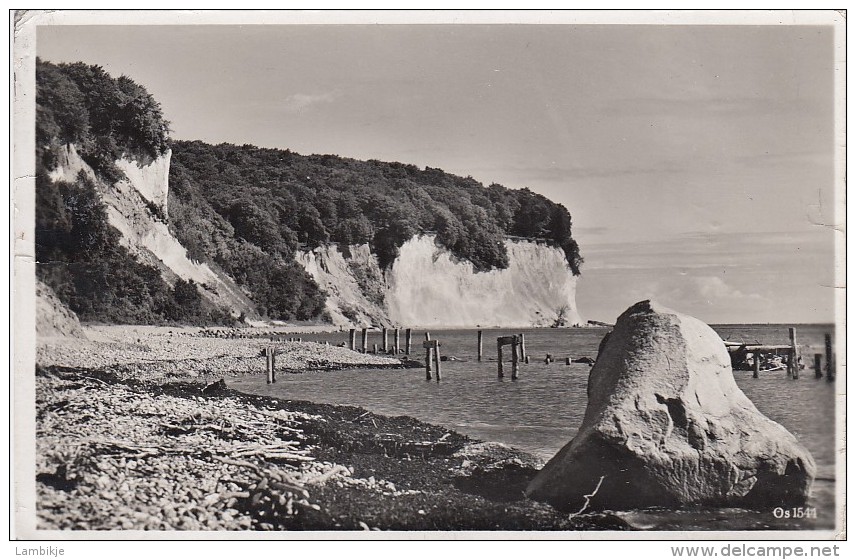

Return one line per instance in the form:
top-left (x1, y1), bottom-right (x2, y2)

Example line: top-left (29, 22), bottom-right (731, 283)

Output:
top-left (230, 324), bottom-right (837, 531)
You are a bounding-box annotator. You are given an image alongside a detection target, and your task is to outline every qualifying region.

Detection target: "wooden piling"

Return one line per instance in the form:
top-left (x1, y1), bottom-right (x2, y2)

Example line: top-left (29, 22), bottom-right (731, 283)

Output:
top-left (525, 355), bottom-right (530, 364)
top-left (518, 333), bottom-right (527, 362)
top-left (361, 328), bottom-right (368, 354)
top-left (394, 328), bottom-right (400, 354)
top-left (405, 329), bottom-right (412, 355)
top-left (511, 336), bottom-right (519, 380)
top-left (789, 327), bottom-right (798, 379)
top-left (565, 357), bottom-right (571, 365)
top-left (372, 343), bottom-right (378, 354)
top-left (477, 330), bottom-right (483, 362)
top-left (825, 333), bottom-right (834, 382)
top-left (349, 329), bottom-right (356, 351)
top-left (266, 346), bottom-right (275, 384)
top-left (497, 340), bottom-right (504, 378)
top-left (753, 352), bottom-right (760, 378)
top-left (425, 333), bottom-right (432, 380)
top-left (382, 328), bottom-right (388, 353)
top-left (434, 343), bottom-right (442, 381)
top-left (814, 353), bottom-right (823, 379)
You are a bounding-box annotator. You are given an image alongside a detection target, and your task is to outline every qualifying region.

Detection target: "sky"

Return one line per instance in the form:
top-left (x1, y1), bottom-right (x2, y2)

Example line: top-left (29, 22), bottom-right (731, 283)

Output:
top-left (36, 21), bottom-right (840, 324)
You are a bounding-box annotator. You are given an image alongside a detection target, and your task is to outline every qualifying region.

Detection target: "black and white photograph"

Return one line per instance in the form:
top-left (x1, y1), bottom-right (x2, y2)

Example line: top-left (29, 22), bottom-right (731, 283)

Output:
top-left (11, 9), bottom-right (846, 542)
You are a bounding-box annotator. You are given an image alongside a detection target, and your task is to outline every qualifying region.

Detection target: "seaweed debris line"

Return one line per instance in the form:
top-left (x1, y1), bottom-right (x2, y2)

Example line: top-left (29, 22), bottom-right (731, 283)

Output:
top-left (35, 326), bottom-right (626, 531)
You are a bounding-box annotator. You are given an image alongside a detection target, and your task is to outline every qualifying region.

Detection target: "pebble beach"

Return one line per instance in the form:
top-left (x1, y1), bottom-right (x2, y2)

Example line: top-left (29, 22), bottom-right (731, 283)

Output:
top-left (34, 326), bottom-right (625, 531)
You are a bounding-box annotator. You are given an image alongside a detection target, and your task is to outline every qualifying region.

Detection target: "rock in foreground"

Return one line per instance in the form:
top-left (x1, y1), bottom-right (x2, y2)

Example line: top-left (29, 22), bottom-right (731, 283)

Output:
top-left (527, 300), bottom-right (815, 511)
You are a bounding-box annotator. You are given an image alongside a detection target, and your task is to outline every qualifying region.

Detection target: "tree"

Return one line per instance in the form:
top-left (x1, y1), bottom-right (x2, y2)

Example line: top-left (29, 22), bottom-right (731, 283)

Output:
top-left (553, 304), bottom-right (570, 327)
top-left (226, 199), bottom-right (285, 255)
top-left (172, 278), bottom-right (203, 318)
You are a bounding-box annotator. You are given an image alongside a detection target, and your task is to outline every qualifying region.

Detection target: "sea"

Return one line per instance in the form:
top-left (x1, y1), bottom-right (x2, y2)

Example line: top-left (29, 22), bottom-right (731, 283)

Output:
top-left (230, 324), bottom-right (838, 531)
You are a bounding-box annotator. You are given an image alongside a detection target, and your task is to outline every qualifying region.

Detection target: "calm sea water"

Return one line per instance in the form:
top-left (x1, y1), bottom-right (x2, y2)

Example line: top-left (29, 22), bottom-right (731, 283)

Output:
top-left (230, 324), bottom-right (838, 531)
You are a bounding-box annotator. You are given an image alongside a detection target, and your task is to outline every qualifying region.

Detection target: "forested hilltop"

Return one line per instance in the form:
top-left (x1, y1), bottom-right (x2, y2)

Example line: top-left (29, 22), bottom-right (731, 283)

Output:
top-left (33, 59), bottom-right (223, 324)
top-left (35, 59), bottom-right (583, 325)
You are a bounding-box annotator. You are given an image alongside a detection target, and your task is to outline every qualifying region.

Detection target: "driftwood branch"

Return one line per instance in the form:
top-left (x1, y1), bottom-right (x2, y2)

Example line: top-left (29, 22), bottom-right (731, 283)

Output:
top-left (303, 464), bottom-right (350, 486)
top-left (569, 475), bottom-right (605, 518)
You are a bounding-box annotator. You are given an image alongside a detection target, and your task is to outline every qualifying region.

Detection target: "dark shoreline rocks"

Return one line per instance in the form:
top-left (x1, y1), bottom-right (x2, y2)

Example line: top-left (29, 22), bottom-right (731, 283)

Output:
top-left (526, 300), bottom-right (816, 512)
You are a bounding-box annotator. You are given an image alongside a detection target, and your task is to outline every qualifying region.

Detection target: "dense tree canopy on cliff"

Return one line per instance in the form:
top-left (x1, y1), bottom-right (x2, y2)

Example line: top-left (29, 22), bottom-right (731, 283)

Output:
top-left (36, 58), bottom-right (170, 182)
top-left (169, 141), bottom-right (584, 275)
top-left (35, 59), bottom-right (582, 325)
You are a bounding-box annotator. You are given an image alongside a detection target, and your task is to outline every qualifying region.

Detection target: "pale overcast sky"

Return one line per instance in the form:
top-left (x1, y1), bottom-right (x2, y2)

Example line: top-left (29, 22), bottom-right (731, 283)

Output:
top-left (36, 22), bottom-right (839, 324)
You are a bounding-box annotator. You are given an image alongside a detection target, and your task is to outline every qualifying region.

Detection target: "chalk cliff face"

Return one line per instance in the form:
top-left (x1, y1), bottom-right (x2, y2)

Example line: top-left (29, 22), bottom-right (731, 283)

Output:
top-left (49, 144), bottom-right (582, 328)
top-left (387, 235), bottom-right (582, 328)
top-left (298, 234), bottom-right (583, 328)
top-left (296, 244), bottom-right (390, 327)
top-left (47, 143), bottom-right (97, 184)
top-left (48, 145), bottom-right (255, 317)
top-left (114, 150), bottom-right (171, 218)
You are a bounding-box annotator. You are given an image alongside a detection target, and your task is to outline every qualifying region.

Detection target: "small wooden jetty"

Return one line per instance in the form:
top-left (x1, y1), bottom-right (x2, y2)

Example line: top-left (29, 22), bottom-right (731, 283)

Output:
top-left (724, 327), bottom-right (835, 381)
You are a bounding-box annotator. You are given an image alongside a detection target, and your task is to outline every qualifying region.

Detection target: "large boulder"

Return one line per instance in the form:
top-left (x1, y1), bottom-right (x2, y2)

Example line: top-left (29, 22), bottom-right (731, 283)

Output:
top-left (526, 300), bottom-right (815, 511)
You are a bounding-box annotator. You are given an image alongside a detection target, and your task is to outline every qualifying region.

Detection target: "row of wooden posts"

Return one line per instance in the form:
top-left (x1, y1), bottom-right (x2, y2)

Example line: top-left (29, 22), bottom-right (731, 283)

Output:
top-left (263, 327), bottom-right (594, 385)
top-left (747, 328), bottom-right (835, 382)
top-left (266, 327), bottom-right (835, 385)
top-left (266, 328), bottom-right (532, 384)
top-left (425, 331), bottom-right (531, 381)
top-left (348, 328), bottom-right (414, 355)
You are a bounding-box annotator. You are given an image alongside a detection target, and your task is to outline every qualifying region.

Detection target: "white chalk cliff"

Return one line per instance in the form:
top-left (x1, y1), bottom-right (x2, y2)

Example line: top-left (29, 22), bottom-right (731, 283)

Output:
top-left (49, 144), bottom-right (583, 327)
top-left (47, 144), bottom-right (255, 317)
top-left (298, 234), bottom-right (583, 328)
top-left (296, 243), bottom-right (389, 327)
top-left (114, 153), bottom-right (171, 218)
